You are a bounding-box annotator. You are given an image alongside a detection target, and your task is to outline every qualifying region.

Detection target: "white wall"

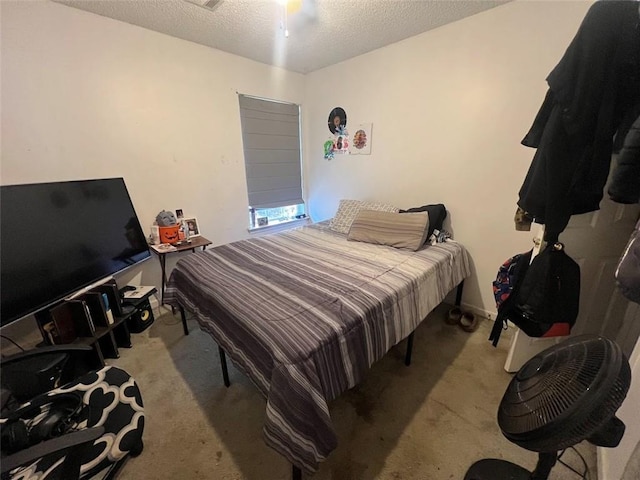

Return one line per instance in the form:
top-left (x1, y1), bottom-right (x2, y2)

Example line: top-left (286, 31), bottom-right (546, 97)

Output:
top-left (0, 0), bottom-right (595, 324)
top-left (4, 0), bottom-right (638, 474)
top-left (1, 0), bottom-right (305, 306)
top-left (303, 0), bottom-right (592, 317)
top-left (599, 304), bottom-right (640, 480)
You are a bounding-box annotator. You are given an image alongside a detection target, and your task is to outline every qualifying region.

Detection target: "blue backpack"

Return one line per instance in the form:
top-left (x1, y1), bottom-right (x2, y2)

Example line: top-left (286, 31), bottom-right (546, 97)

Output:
top-left (492, 250), bottom-right (532, 309)
top-left (489, 249), bottom-right (533, 346)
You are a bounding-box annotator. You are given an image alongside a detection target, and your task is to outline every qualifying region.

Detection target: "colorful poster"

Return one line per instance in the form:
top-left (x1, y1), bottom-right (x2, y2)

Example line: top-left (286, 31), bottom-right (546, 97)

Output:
top-left (333, 128), bottom-right (349, 155)
top-left (349, 123), bottom-right (372, 155)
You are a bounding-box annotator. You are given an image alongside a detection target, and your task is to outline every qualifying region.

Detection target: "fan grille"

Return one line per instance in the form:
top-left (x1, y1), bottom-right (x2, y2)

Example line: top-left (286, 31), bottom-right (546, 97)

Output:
top-left (498, 335), bottom-right (630, 452)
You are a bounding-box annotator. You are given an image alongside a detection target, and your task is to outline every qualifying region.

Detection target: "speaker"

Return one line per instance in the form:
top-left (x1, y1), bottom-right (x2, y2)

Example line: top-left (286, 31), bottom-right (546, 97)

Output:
top-left (127, 300), bottom-right (155, 333)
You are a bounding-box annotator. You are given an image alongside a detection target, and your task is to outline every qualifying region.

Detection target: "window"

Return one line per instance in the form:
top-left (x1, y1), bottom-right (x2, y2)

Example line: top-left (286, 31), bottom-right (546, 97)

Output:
top-left (238, 94), bottom-right (305, 229)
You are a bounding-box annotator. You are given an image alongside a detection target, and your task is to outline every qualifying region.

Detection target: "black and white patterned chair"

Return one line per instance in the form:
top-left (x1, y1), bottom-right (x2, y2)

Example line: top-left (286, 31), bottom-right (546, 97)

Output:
top-left (1, 346), bottom-right (144, 480)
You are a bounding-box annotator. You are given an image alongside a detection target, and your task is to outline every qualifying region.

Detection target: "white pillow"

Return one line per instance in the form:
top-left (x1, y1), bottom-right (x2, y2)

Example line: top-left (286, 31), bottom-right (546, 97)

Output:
top-left (329, 199), bottom-right (399, 234)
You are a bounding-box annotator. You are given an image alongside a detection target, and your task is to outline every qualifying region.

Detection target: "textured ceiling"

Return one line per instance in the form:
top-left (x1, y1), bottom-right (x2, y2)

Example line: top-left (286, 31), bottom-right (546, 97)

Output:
top-left (55, 0), bottom-right (511, 74)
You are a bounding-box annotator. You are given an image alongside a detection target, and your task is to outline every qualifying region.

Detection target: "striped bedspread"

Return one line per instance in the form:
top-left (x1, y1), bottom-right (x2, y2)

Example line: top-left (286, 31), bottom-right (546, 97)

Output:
top-left (164, 222), bottom-right (471, 473)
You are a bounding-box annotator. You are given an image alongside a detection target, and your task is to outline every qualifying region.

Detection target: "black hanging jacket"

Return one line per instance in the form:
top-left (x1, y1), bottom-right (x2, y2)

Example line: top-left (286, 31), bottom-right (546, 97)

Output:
top-left (518, 0), bottom-right (640, 241)
top-left (609, 114), bottom-right (640, 204)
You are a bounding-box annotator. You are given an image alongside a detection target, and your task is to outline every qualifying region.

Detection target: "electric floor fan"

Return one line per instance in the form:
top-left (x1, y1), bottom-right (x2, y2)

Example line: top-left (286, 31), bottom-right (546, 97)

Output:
top-left (465, 335), bottom-right (631, 480)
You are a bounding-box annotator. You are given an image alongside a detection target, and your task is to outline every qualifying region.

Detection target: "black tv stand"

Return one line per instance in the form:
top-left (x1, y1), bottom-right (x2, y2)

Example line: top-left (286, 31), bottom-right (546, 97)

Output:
top-left (34, 287), bottom-right (157, 369)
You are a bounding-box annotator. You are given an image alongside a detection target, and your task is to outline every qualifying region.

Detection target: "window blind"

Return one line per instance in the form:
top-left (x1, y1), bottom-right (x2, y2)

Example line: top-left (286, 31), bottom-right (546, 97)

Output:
top-left (238, 95), bottom-right (303, 209)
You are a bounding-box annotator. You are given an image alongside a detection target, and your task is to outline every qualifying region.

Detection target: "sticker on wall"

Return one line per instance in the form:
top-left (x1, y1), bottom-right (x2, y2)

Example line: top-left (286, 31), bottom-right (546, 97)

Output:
top-left (328, 107), bottom-right (347, 135)
top-left (349, 123), bottom-right (372, 155)
top-left (333, 131), bottom-right (349, 155)
top-left (323, 139), bottom-right (335, 160)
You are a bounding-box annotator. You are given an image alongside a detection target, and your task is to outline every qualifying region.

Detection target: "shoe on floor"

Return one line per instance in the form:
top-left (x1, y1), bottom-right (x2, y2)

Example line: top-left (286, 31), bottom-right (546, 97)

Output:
top-left (446, 307), bottom-right (463, 325)
top-left (459, 312), bottom-right (479, 332)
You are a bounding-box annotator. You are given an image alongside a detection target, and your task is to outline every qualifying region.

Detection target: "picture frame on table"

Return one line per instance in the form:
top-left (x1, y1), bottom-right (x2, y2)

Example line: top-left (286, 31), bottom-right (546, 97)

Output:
top-left (184, 217), bottom-right (201, 237)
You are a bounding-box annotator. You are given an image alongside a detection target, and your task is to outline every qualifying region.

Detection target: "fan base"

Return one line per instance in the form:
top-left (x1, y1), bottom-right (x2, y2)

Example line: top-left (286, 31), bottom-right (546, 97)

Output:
top-left (464, 459), bottom-right (532, 480)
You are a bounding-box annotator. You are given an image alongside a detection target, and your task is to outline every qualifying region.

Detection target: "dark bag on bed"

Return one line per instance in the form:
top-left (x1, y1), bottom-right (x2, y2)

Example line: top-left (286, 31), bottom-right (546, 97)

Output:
top-left (489, 243), bottom-right (580, 347)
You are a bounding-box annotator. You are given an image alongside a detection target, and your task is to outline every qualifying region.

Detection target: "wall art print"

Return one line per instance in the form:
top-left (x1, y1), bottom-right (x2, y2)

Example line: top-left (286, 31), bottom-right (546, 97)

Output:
top-left (349, 123), bottom-right (372, 155)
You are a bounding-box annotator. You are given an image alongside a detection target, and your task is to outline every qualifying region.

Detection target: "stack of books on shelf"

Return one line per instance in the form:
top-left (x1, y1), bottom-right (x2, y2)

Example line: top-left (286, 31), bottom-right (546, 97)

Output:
top-left (39, 282), bottom-right (120, 345)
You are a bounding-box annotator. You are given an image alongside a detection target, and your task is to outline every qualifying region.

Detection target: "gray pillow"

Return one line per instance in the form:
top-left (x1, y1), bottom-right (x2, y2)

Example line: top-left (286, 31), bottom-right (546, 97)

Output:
top-left (329, 199), bottom-right (399, 234)
top-left (347, 210), bottom-right (429, 251)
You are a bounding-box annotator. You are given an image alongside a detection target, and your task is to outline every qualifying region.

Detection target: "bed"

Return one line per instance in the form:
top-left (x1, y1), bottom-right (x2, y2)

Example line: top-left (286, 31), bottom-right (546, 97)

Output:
top-left (164, 221), bottom-right (471, 475)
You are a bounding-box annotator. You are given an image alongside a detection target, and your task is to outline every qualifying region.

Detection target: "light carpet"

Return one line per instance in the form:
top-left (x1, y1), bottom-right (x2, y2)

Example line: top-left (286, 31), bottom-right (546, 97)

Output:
top-left (112, 303), bottom-right (597, 480)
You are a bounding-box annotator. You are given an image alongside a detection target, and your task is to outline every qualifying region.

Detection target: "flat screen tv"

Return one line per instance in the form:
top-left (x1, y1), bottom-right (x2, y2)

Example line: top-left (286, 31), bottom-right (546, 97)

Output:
top-left (1, 178), bottom-right (150, 327)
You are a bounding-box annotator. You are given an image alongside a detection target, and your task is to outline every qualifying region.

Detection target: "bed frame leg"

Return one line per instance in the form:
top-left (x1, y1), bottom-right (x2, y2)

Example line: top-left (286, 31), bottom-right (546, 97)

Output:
top-left (179, 305), bottom-right (189, 336)
top-left (292, 465), bottom-right (302, 480)
top-left (405, 332), bottom-right (414, 366)
top-left (455, 280), bottom-right (464, 307)
top-left (218, 346), bottom-right (230, 388)
top-left (405, 279), bottom-right (464, 368)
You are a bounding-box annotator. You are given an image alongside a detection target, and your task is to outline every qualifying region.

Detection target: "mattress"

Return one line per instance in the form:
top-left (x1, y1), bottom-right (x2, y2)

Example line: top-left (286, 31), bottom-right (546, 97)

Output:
top-left (164, 222), bottom-right (471, 473)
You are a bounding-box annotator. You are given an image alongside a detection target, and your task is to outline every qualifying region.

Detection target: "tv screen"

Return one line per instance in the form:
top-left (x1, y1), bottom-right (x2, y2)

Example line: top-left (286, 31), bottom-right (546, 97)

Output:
top-left (1, 178), bottom-right (150, 327)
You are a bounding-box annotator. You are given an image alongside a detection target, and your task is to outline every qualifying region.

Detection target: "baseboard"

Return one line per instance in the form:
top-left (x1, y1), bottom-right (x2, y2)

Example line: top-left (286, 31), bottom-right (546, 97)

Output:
top-left (459, 302), bottom-right (496, 322)
top-left (152, 298), bottom-right (183, 321)
top-left (148, 294), bottom-right (170, 320)
top-left (149, 295), bottom-right (160, 311)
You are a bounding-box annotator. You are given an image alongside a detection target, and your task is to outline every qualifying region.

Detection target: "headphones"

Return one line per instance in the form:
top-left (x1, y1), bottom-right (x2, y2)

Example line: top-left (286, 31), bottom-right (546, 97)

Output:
top-left (1, 392), bottom-right (85, 454)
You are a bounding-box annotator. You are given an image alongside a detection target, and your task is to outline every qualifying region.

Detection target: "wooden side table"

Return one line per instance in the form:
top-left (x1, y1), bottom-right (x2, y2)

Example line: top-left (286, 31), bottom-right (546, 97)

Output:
top-left (149, 236), bottom-right (212, 305)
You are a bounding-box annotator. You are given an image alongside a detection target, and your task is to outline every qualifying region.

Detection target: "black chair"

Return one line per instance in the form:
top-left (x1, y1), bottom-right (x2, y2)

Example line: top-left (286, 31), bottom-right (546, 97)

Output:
top-left (1, 345), bottom-right (144, 480)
